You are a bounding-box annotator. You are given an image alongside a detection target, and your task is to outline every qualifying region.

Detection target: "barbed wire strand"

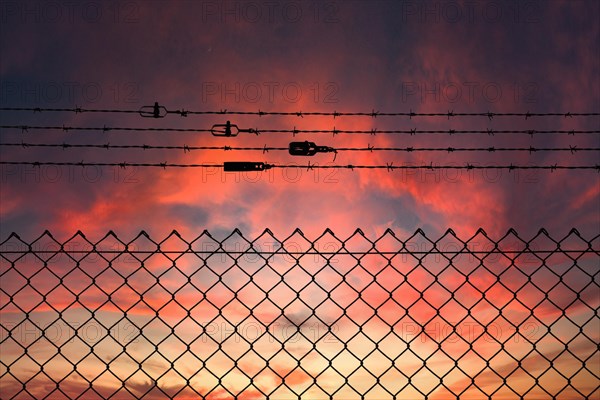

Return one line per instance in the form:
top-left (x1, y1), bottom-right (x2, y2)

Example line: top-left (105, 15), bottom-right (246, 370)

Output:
top-left (1, 106), bottom-right (599, 119)
top-left (3, 141), bottom-right (599, 155)
top-left (1, 125), bottom-right (213, 134)
top-left (1, 161), bottom-right (598, 171)
top-left (2, 125), bottom-right (599, 136)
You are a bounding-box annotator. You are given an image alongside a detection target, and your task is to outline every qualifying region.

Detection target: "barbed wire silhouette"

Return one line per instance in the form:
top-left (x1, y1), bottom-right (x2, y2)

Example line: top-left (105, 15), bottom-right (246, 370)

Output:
top-left (2, 105), bottom-right (599, 120)
top-left (1, 160), bottom-right (598, 172)
top-left (3, 125), bottom-right (599, 137)
top-left (3, 141), bottom-right (599, 155)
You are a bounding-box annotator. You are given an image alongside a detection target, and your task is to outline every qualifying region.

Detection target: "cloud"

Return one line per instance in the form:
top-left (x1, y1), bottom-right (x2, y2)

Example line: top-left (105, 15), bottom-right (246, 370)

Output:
top-left (1, 1), bottom-right (598, 398)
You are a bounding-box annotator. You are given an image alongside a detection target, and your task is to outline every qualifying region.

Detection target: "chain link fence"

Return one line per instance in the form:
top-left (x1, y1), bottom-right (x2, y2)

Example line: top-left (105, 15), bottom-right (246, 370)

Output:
top-left (1, 228), bottom-right (598, 399)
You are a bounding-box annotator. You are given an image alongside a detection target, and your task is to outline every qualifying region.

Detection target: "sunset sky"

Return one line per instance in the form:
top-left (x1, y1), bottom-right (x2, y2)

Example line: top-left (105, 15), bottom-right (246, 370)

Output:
top-left (1, 0), bottom-right (599, 398)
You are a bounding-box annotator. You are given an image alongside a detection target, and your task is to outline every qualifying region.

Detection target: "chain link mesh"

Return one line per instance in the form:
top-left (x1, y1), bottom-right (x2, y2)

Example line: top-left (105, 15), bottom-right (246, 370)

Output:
top-left (1, 228), bottom-right (598, 399)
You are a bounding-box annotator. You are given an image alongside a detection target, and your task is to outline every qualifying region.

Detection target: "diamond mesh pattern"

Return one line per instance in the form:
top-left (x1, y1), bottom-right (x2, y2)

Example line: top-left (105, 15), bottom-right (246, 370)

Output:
top-left (1, 228), bottom-right (598, 399)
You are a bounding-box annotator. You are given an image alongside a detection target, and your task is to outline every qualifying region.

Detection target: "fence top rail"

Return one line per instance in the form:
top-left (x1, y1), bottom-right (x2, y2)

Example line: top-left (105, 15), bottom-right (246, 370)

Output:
top-left (1, 227), bottom-right (598, 245)
top-left (0, 249), bottom-right (598, 255)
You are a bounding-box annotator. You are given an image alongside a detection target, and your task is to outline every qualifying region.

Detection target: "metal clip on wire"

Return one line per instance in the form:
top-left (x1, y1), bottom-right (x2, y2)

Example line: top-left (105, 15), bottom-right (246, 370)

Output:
top-left (139, 102), bottom-right (168, 118)
top-left (211, 121), bottom-right (256, 137)
top-left (211, 121), bottom-right (239, 137)
top-left (288, 141), bottom-right (336, 156)
top-left (223, 162), bottom-right (272, 172)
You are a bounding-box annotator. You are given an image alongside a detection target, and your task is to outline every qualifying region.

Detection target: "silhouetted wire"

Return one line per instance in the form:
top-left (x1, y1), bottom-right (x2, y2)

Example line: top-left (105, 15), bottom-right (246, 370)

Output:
top-left (1, 248), bottom-right (593, 255)
top-left (2, 125), bottom-right (599, 136)
top-left (2, 142), bottom-right (599, 154)
top-left (1, 161), bottom-right (598, 171)
top-left (1, 125), bottom-right (213, 133)
top-left (1, 106), bottom-right (599, 119)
